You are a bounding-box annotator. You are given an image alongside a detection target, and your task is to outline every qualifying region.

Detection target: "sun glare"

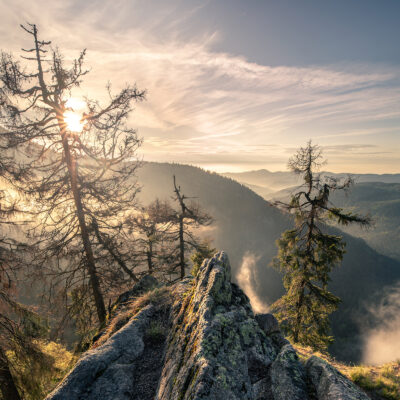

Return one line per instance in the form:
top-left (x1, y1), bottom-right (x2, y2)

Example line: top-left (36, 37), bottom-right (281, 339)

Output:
top-left (64, 97), bottom-right (86, 132)
top-left (64, 110), bottom-right (84, 132)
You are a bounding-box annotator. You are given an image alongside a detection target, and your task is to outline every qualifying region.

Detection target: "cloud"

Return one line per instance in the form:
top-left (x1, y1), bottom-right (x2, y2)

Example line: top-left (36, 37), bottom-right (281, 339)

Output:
top-left (363, 283), bottom-right (400, 365)
top-left (1, 0), bottom-right (400, 172)
top-left (236, 252), bottom-right (269, 314)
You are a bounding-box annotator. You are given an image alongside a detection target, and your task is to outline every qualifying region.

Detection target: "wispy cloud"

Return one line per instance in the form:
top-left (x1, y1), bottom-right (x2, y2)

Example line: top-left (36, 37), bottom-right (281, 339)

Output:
top-left (1, 0), bottom-right (399, 172)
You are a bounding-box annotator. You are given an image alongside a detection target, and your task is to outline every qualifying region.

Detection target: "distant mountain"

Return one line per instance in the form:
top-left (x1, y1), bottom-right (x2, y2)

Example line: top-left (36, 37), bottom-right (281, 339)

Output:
top-left (222, 169), bottom-right (400, 192)
top-left (270, 182), bottom-right (400, 262)
top-left (138, 162), bottom-right (400, 362)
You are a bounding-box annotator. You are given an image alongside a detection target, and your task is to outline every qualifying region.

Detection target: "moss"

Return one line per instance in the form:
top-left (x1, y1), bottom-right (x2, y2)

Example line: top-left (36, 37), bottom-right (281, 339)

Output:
top-left (239, 320), bottom-right (258, 346)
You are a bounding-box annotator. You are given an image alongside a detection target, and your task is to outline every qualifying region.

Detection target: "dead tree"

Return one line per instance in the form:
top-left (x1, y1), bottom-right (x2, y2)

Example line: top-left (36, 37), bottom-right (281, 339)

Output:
top-left (171, 176), bottom-right (213, 279)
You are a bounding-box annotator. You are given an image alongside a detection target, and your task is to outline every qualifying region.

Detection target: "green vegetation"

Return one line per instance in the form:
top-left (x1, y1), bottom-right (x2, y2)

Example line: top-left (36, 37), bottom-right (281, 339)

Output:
top-left (145, 321), bottom-right (167, 344)
top-left (295, 345), bottom-right (400, 400)
top-left (190, 240), bottom-right (216, 277)
top-left (6, 340), bottom-right (76, 400)
top-left (95, 287), bottom-right (172, 347)
top-left (272, 141), bottom-right (370, 351)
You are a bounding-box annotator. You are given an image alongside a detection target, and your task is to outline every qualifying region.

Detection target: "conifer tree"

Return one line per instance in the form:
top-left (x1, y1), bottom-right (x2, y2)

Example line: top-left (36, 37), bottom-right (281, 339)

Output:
top-left (0, 23), bottom-right (145, 325)
top-left (128, 199), bottom-right (175, 277)
top-left (272, 141), bottom-right (370, 350)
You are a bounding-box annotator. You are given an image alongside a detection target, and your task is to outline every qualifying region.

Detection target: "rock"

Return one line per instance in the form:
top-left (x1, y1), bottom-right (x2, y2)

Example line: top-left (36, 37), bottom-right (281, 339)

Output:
top-left (255, 313), bottom-right (290, 351)
top-left (47, 252), bottom-right (371, 400)
top-left (156, 252), bottom-right (278, 400)
top-left (255, 314), bottom-right (280, 335)
top-left (270, 344), bottom-right (309, 400)
top-left (306, 356), bottom-right (370, 400)
top-left (46, 305), bottom-right (155, 400)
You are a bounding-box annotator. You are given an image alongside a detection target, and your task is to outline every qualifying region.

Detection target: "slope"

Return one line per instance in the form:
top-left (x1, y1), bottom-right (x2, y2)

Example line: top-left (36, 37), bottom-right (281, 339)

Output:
top-left (137, 162), bottom-right (400, 362)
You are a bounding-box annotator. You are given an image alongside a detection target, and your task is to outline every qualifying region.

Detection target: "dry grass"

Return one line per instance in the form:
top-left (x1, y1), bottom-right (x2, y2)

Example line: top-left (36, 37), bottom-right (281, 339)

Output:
top-left (294, 345), bottom-right (400, 400)
top-left (93, 287), bottom-right (172, 347)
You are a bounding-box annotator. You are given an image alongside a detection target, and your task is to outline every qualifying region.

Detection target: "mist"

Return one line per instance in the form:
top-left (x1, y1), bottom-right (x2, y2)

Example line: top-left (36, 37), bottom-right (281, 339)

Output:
top-left (363, 283), bottom-right (400, 365)
top-left (235, 252), bottom-right (270, 314)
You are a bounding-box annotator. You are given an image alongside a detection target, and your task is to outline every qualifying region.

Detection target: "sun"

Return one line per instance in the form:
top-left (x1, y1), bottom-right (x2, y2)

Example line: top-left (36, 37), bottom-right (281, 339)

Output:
top-left (63, 110), bottom-right (84, 132)
top-left (63, 98), bottom-right (86, 132)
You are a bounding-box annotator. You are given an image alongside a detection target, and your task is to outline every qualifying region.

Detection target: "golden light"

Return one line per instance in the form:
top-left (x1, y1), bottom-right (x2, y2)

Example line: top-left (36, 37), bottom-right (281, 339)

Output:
top-left (63, 97), bottom-right (86, 133)
top-left (64, 110), bottom-right (84, 132)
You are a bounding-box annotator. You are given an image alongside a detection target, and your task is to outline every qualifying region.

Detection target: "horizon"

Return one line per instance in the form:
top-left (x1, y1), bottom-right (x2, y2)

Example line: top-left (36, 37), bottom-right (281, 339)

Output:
top-left (1, 1), bottom-right (399, 174)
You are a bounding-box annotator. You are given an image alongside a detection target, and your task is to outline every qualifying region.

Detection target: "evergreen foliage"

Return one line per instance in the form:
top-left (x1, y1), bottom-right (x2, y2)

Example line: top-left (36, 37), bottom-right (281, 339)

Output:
top-left (272, 141), bottom-right (371, 351)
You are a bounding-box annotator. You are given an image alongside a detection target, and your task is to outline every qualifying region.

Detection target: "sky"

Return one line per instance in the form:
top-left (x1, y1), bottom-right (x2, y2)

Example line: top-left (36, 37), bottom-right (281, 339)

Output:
top-left (1, 0), bottom-right (399, 173)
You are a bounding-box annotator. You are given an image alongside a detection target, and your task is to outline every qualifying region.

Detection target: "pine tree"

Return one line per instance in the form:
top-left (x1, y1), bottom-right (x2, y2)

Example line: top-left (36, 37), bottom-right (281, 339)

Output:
top-left (0, 23), bottom-right (145, 325)
top-left (272, 141), bottom-right (370, 351)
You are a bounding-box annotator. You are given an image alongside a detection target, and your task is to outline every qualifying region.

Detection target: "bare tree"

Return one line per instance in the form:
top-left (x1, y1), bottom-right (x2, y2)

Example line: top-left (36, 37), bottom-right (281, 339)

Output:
top-left (0, 23), bottom-right (145, 325)
top-left (171, 175), bottom-right (213, 279)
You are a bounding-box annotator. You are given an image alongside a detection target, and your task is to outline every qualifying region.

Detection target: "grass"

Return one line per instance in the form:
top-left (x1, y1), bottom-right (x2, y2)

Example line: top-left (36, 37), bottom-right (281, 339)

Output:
top-left (93, 287), bottom-right (172, 347)
top-left (294, 345), bottom-right (400, 400)
top-left (145, 320), bottom-right (167, 344)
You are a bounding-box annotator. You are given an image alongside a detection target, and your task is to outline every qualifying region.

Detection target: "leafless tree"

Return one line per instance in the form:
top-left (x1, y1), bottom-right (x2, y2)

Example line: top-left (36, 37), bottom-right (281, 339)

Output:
top-left (171, 175), bottom-right (213, 279)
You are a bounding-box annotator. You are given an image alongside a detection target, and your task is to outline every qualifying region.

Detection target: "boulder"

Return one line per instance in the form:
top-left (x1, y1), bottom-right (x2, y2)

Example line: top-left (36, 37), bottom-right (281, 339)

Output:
top-left (306, 356), bottom-right (370, 400)
top-left (270, 344), bottom-right (309, 400)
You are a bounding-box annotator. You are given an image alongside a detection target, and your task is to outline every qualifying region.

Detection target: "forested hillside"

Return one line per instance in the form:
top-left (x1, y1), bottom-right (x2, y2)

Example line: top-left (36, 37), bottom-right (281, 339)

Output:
top-left (138, 162), bottom-right (400, 362)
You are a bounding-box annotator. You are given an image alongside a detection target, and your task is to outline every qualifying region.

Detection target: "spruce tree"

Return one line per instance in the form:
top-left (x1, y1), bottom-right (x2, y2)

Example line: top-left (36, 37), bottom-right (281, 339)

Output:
top-left (272, 141), bottom-right (370, 350)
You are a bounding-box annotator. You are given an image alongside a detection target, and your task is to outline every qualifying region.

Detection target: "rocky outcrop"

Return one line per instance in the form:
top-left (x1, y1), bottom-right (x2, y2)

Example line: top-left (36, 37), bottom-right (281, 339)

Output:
top-left (306, 356), bottom-right (370, 400)
top-left (47, 252), bottom-right (371, 400)
top-left (48, 305), bottom-right (156, 400)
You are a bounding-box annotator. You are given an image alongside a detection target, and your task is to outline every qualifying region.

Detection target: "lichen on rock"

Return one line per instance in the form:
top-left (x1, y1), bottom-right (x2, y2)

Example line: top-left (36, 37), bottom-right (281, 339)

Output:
top-left (46, 252), bottom-right (372, 400)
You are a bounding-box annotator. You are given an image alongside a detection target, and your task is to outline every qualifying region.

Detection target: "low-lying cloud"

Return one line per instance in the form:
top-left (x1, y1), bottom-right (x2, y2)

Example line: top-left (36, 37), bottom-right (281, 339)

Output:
top-left (236, 252), bottom-right (269, 314)
top-left (363, 283), bottom-right (400, 365)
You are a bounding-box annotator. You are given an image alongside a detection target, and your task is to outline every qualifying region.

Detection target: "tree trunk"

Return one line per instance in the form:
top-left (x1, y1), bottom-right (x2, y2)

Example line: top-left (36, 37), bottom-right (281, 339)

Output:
top-left (147, 242), bottom-right (154, 275)
top-left (293, 280), bottom-right (306, 343)
top-left (92, 217), bottom-right (138, 282)
top-left (61, 133), bottom-right (106, 325)
top-left (179, 216), bottom-right (185, 279)
top-left (0, 347), bottom-right (21, 400)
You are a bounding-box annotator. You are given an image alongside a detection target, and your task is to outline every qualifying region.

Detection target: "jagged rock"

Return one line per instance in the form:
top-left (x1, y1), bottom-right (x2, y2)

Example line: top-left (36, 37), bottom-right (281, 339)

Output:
top-left (306, 356), bottom-right (370, 400)
top-left (255, 314), bottom-right (280, 335)
top-left (46, 305), bottom-right (155, 400)
top-left (47, 252), bottom-right (371, 400)
top-left (270, 344), bottom-right (309, 400)
top-left (156, 252), bottom-right (278, 400)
